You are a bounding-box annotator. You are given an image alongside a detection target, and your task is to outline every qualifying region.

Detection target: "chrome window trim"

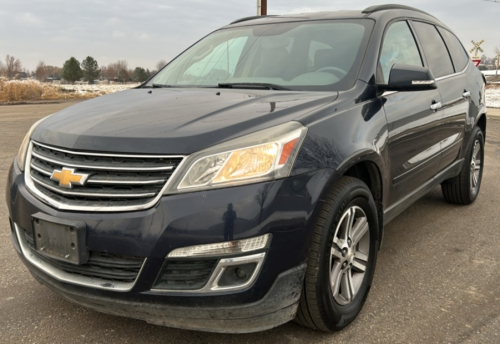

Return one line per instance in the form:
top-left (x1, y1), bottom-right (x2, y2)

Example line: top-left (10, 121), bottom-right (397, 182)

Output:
top-left (14, 223), bottom-right (145, 292)
top-left (435, 61), bottom-right (469, 81)
top-left (381, 91), bottom-right (398, 97)
top-left (24, 141), bottom-right (188, 212)
top-left (151, 252), bottom-right (266, 294)
top-left (379, 61), bottom-right (470, 98)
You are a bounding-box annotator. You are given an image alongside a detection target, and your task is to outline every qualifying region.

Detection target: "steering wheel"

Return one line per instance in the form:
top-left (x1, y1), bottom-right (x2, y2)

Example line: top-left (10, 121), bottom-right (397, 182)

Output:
top-left (316, 66), bottom-right (348, 79)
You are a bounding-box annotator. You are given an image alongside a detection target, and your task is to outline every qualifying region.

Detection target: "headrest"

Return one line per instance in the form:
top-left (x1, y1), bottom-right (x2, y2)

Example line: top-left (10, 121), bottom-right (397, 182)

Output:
top-left (260, 36), bottom-right (290, 49)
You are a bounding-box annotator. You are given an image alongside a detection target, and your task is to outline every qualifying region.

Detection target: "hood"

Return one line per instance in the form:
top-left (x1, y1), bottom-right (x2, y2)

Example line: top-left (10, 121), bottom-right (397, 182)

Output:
top-left (33, 88), bottom-right (338, 154)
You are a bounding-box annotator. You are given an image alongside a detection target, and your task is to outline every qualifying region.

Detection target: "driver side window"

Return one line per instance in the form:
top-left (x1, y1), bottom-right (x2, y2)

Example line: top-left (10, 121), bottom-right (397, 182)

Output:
top-left (379, 21), bottom-right (423, 84)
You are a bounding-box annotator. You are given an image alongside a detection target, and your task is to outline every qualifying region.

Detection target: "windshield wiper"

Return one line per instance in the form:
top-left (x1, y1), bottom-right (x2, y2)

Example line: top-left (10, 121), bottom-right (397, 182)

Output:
top-left (217, 83), bottom-right (292, 91)
top-left (151, 83), bottom-right (174, 88)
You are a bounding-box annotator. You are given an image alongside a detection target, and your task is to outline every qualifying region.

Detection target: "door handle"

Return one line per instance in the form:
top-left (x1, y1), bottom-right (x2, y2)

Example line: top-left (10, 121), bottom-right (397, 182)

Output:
top-left (430, 102), bottom-right (442, 111)
top-left (463, 91), bottom-right (471, 98)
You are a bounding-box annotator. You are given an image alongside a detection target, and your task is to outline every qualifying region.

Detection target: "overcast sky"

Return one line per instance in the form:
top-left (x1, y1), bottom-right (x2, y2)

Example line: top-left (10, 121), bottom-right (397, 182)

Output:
top-left (1, 0), bottom-right (500, 71)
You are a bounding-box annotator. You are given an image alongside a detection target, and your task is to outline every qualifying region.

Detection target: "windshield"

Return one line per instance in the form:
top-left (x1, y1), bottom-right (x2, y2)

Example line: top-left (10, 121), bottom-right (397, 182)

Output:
top-left (147, 20), bottom-right (374, 91)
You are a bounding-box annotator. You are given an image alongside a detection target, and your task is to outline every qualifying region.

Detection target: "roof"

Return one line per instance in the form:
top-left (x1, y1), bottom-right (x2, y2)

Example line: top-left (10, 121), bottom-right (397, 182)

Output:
top-left (226, 4), bottom-right (442, 28)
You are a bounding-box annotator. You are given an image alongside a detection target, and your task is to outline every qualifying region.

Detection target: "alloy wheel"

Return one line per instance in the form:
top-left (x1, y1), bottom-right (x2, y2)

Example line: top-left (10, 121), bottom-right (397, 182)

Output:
top-left (470, 139), bottom-right (482, 194)
top-left (329, 206), bottom-right (370, 305)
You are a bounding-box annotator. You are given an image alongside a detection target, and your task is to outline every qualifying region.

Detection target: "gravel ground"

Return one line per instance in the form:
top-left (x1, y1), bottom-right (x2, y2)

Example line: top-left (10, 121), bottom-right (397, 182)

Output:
top-left (1, 102), bottom-right (499, 344)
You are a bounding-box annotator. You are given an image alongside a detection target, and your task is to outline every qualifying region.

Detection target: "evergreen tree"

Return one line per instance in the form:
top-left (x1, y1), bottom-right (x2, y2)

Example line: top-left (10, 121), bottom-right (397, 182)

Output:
top-left (132, 67), bottom-right (149, 82)
top-left (81, 56), bottom-right (100, 83)
top-left (61, 57), bottom-right (83, 84)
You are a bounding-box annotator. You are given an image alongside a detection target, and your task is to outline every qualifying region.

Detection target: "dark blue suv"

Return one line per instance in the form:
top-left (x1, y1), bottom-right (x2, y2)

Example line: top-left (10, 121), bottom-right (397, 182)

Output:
top-left (6, 4), bottom-right (486, 333)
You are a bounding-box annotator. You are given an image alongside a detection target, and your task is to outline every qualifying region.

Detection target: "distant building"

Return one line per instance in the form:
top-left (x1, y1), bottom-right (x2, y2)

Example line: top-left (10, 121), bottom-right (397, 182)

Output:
top-left (44, 76), bottom-right (61, 83)
top-left (15, 72), bottom-right (28, 80)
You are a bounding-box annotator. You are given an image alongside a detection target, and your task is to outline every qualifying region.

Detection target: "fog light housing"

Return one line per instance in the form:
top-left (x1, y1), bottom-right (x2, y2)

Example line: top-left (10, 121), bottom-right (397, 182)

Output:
top-left (152, 253), bottom-right (266, 293)
top-left (217, 263), bottom-right (257, 288)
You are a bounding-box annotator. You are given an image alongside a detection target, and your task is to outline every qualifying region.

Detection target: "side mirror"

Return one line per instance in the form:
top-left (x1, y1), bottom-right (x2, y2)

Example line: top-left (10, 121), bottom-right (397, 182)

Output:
top-left (380, 63), bottom-right (437, 91)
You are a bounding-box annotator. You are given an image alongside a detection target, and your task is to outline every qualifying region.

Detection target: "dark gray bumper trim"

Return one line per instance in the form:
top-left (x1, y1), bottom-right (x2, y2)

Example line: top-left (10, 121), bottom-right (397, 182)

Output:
top-left (28, 261), bottom-right (307, 333)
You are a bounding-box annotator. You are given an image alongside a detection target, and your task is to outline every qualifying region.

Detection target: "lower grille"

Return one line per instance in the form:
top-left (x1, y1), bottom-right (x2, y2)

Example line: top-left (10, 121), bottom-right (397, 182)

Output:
top-left (153, 259), bottom-right (218, 290)
top-left (25, 230), bottom-right (144, 283)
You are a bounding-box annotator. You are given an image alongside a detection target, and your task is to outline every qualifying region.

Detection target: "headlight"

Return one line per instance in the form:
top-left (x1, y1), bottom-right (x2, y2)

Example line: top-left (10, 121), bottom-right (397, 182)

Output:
top-left (17, 117), bottom-right (47, 171)
top-left (165, 121), bottom-right (307, 193)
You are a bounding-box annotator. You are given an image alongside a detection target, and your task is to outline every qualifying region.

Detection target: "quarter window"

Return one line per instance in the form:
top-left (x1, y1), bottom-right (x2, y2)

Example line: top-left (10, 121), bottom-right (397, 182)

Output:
top-left (412, 22), bottom-right (454, 78)
top-left (379, 21), bottom-right (423, 84)
top-left (437, 27), bottom-right (470, 72)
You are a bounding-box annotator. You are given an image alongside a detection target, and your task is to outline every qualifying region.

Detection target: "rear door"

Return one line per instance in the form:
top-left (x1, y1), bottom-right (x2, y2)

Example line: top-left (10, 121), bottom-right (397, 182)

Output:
top-left (411, 22), bottom-right (469, 170)
top-left (379, 21), bottom-right (444, 204)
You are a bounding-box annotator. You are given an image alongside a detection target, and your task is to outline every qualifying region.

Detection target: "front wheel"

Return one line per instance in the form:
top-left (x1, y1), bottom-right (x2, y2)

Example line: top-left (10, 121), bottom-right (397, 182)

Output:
top-left (295, 177), bottom-right (379, 332)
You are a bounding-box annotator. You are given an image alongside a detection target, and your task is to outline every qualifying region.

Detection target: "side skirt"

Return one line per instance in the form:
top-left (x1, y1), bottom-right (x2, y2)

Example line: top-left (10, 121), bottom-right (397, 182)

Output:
top-left (383, 159), bottom-right (464, 225)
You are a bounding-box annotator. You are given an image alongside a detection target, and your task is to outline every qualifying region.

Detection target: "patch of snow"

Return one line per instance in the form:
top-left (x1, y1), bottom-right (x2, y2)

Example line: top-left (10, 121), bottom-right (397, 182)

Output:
top-left (59, 83), bottom-right (140, 96)
top-left (481, 70), bottom-right (500, 76)
top-left (486, 87), bottom-right (500, 108)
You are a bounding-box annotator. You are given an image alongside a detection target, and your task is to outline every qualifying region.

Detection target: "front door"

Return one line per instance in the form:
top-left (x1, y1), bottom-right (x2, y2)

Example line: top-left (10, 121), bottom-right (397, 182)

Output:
top-left (379, 21), bottom-right (444, 205)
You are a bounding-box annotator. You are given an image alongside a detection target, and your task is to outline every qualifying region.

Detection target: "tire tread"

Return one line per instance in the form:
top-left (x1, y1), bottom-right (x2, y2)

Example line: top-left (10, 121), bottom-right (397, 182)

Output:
top-left (295, 177), bottom-right (368, 331)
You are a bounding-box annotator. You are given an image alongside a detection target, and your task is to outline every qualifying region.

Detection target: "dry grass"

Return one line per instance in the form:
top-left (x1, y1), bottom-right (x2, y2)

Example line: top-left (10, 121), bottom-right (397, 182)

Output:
top-left (0, 79), bottom-right (137, 103)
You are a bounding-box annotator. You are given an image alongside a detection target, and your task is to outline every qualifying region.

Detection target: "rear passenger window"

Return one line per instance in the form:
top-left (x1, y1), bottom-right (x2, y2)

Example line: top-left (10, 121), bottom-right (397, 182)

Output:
top-left (412, 22), bottom-right (454, 78)
top-left (379, 21), bottom-right (423, 84)
top-left (437, 27), bottom-right (470, 72)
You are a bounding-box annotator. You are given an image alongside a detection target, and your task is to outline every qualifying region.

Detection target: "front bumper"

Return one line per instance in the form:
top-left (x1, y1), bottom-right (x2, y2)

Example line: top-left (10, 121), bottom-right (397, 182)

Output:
top-left (6, 161), bottom-right (333, 332)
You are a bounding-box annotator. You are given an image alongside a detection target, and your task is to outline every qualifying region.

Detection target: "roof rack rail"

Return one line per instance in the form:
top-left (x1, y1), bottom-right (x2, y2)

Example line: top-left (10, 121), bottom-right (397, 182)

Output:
top-left (362, 4), bottom-right (433, 17)
top-left (230, 15), bottom-right (277, 25)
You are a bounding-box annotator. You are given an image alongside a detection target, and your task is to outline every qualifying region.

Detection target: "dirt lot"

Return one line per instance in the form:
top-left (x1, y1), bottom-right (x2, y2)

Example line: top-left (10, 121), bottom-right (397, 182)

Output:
top-left (1, 102), bottom-right (499, 344)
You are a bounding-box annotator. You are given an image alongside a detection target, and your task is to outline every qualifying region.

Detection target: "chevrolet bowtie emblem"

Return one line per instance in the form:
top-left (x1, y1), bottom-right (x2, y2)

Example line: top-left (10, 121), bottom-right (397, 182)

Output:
top-left (50, 167), bottom-right (89, 189)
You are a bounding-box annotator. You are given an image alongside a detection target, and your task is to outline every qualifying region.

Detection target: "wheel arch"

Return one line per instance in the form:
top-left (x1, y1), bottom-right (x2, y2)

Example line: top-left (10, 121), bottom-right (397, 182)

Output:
top-left (476, 113), bottom-right (487, 138)
top-left (329, 151), bottom-right (386, 247)
top-left (342, 159), bottom-right (384, 247)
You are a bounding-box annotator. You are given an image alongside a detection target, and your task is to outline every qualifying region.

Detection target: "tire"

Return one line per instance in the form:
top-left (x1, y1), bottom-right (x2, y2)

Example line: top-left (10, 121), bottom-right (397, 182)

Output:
top-left (441, 126), bottom-right (485, 205)
top-left (295, 176), bottom-right (379, 332)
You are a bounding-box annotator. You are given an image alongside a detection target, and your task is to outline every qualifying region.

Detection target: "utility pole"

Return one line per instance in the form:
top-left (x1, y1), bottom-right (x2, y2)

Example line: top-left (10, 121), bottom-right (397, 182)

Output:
top-left (257, 0), bottom-right (267, 15)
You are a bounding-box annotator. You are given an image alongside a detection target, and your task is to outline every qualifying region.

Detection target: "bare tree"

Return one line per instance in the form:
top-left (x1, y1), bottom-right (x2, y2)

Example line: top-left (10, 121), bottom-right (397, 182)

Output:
top-left (113, 60), bottom-right (129, 82)
top-left (102, 64), bottom-right (116, 81)
top-left (0, 60), bottom-right (5, 77)
top-left (45, 65), bottom-right (62, 79)
top-left (495, 46), bottom-right (500, 76)
top-left (156, 60), bottom-right (167, 71)
top-left (35, 61), bottom-right (47, 81)
top-left (5, 55), bottom-right (22, 79)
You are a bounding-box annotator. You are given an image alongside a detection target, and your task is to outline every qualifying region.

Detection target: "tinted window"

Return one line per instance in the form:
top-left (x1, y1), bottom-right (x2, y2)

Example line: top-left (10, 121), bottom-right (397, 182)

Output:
top-left (437, 27), bottom-right (470, 72)
top-left (147, 20), bottom-right (374, 92)
top-left (308, 40), bottom-right (331, 68)
top-left (182, 36), bottom-right (248, 82)
top-left (412, 21), bottom-right (454, 78)
top-left (379, 21), bottom-right (423, 84)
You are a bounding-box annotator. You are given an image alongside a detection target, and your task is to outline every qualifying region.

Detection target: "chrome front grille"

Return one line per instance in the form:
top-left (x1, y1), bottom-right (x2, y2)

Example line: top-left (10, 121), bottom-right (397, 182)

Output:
top-left (26, 141), bottom-right (184, 212)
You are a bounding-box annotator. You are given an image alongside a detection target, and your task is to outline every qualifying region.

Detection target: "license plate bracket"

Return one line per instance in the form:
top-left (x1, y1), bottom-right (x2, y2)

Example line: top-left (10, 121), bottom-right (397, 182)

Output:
top-left (31, 213), bottom-right (88, 265)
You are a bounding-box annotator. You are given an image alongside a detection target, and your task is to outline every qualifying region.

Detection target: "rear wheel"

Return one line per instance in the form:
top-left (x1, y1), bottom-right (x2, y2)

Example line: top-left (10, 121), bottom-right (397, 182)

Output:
top-left (442, 126), bottom-right (484, 205)
top-left (295, 177), bottom-right (379, 332)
